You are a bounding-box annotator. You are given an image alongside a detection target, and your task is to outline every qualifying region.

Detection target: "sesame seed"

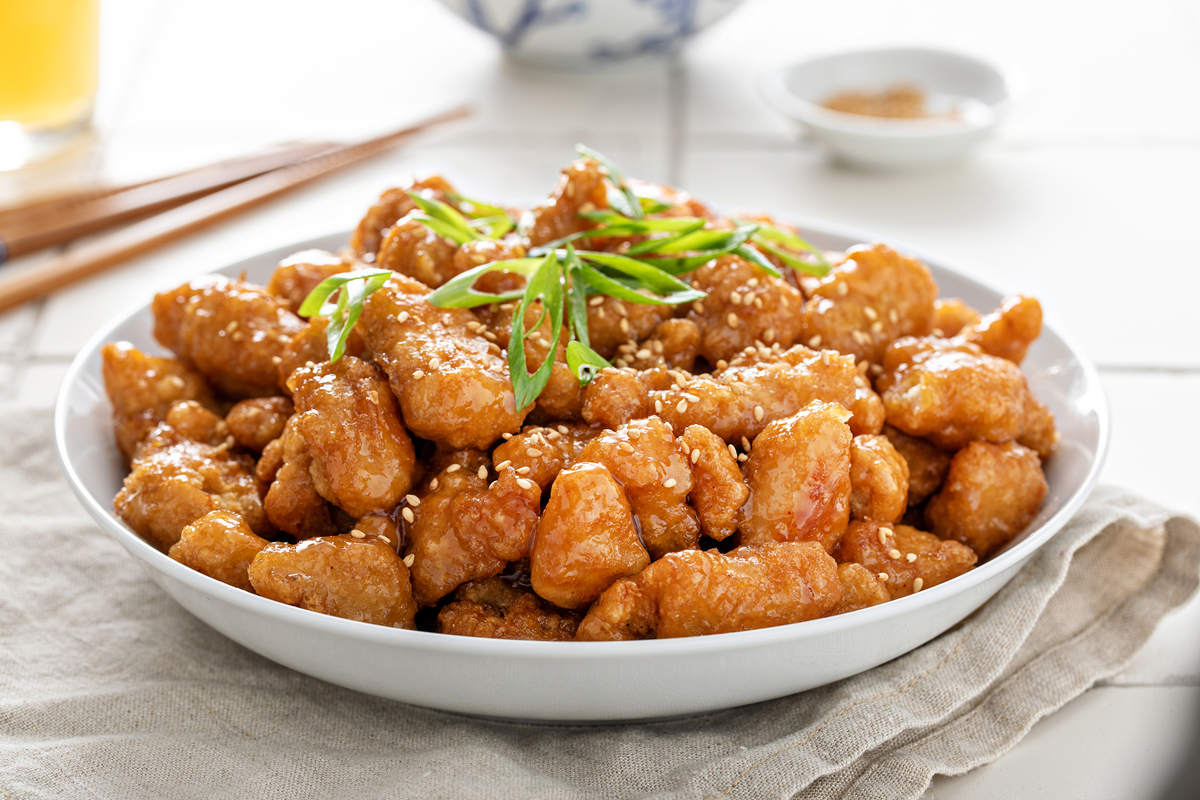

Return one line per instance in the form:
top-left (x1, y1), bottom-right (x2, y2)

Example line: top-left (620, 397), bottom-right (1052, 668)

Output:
top-left (466, 320), bottom-right (481, 330)
top-left (808, 335), bottom-right (822, 348)
top-left (557, 425), bottom-right (569, 434)
top-left (877, 529), bottom-right (889, 546)
top-left (754, 405), bottom-right (764, 422)
top-left (547, 430), bottom-right (560, 440)
top-left (477, 465), bottom-right (488, 480)
top-left (716, 360), bottom-right (728, 370)
top-left (932, 327), bottom-right (945, 338)
top-left (726, 313), bottom-right (739, 328)
top-left (597, 308), bottom-right (607, 319)
top-left (517, 478), bottom-right (533, 490)
top-left (837, 282), bottom-right (849, 296)
top-left (398, 311), bottom-right (410, 323)
top-left (741, 436), bottom-right (752, 451)
top-left (401, 507), bottom-right (415, 523)
top-left (655, 399), bottom-right (664, 413)
top-left (305, 361), bottom-right (315, 368)
top-left (517, 466), bottom-right (531, 475)
top-left (871, 320), bottom-right (884, 334)
top-left (691, 449), bottom-right (701, 464)
top-left (728, 444), bottom-right (738, 459)
top-left (413, 369), bottom-right (425, 379)
top-left (589, 295), bottom-right (605, 307)
top-left (821, 351), bottom-right (831, 367)
top-left (888, 548), bottom-right (902, 559)
top-left (889, 308), bottom-right (899, 324)
top-left (677, 399), bottom-right (689, 413)
top-left (484, 331), bottom-right (498, 341)
top-left (430, 478), bottom-right (439, 490)
top-left (271, 356), bottom-right (282, 365)
top-left (636, 348), bottom-right (652, 360)
top-left (653, 341), bottom-right (663, 354)
top-left (620, 319), bottom-right (630, 334)
top-left (748, 278), bottom-right (759, 286)
top-left (878, 572), bottom-right (889, 581)
top-left (692, 301), bottom-right (704, 314)
top-left (501, 433), bottom-right (513, 440)
top-left (616, 304), bottom-right (628, 317)
top-left (619, 441), bottom-right (634, 453)
top-left (429, 357), bottom-right (441, 369)
top-left (350, 529), bottom-right (366, 539)
top-left (730, 292), bottom-right (742, 305)
top-left (913, 578), bottom-right (924, 592)
top-left (864, 306), bottom-right (878, 321)
top-left (403, 554), bottom-right (415, 567)
top-left (446, 464), bottom-right (461, 473)
top-left (379, 536), bottom-right (391, 545)
top-left (683, 393), bottom-right (700, 403)
top-left (737, 453), bottom-right (748, 462)
top-left (615, 358), bottom-right (629, 368)
top-left (406, 494), bottom-right (420, 506)
top-left (663, 478), bottom-right (677, 488)
top-left (906, 553), bottom-right (917, 563)
top-left (494, 460), bottom-right (512, 471)
top-left (225, 321), bottom-right (238, 333)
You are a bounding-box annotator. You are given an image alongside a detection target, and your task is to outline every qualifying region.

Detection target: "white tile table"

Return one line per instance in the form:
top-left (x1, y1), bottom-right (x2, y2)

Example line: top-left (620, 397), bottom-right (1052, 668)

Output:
top-left (3, 0), bottom-right (1197, 796)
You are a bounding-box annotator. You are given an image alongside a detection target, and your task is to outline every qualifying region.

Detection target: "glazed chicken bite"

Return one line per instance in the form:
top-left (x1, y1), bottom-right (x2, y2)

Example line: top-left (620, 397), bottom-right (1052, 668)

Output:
top-left (438, 577), bottom-right (581, 641)
top-left (834, 520), bottom-right (978, 598)
top-left (849, 434), bottom-right (909, 524)
top-left (288, 357), bottom-right (417, 518)
top-left (248, 533), bottom-right (417, 628)
top-left (925, 441), bottom-right (1048, 558)
top-left (581, 365), bottom-right (673, 429)
top-left (576, 542), bottom-right (842, 641)
top-left (168, 510), bottom-right (268, 592)
top-left (490, 422), bottom-right (599, 491)
top-left (477, 300), bottom-right (584, 420)
top-left (739, 401), bottom-right (853, 553)
top-left (101, 341), bottom-right (218, 462)
top-left (530, 462), bottom-right (651, 610)
top-left (931, 298), bottom-right (981, 338)
top-left (962, 295), bottom-right (1042, 365)
top-left (265, 249), bottom-right (357, 313)
top-left (576, 416), bottom-right (700, 559)
top-left (164, 400), bottom-right (229, 446)
top-left (523, 157), bottom-right (609, 247)
top-left (882, 424), bottom-right (952, 506)
top-left (680, 424), bottom-right (749, 542)
top-left (685, 254), bottom-right (806, 363)
top-left (359, 273), bottom-right (526, 449)
top-left (832, 562), bottom-right (891, 615)
top-left (152, 274), bottom-right (305, 398)
top-left (114, 423), bottom-right (270, 552)
top-left (262, 416), bottom-right (338, 539)
top-left (585, 295), bottom-right (674, 360)
top-left (1018, 392), bottom-right (1060, 462)
top-left (801, 243), bottom-right (938, 365)
top-left (275, 317), bottom-right (367, 392)
top-left (349, 174), bottom-right (457, 259)
top-left (225, 397), bottom-right (293, 452)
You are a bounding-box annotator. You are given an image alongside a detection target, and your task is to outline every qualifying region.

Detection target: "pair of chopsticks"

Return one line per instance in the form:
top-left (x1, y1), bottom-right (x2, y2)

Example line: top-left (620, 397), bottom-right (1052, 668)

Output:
top-left (0, 105), bottom-right (471, 314)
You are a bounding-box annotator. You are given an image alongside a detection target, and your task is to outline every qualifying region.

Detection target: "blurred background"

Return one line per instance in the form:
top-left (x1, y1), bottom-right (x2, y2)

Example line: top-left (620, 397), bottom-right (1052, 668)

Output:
top-left (2, 1), bottom-right (1199, 797)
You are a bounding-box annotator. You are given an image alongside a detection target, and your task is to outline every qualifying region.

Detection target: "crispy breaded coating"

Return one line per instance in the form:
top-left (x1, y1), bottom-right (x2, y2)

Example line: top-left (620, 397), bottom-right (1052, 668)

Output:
top-left (685, 254), bottom-right (806, 363)
top-left (879, 337), bottom-right (1029, 450)
top-left (168, 510), bottom-right (268, 591)
top-left (581, 366), bottom-right (673, 430)
top-left (360, 274), bottom-right (526, 449)
top-left (263, 417), bottom-right (338, 539)
top-left (530, 462), bottom-right (650, 610)
top-left (164, 400), bottom-right (230, 446)
top-left (576, 542), bottom-right (842, 640)
top-left (926, 441), bottom-right (1048, 558)
top-left (963, 295), bottom-right (1042, 364)
top-left (101, 342), bottom-right (217, 462)
top-left (376, 213), bottom-right (458, 286)
top-left (801, 244), bottom-right (937, 364)
top-left (225, 396), bottom-right (293, 452)
top-left (739, 401), bottom-right (853, 553)
top-left (680, 424), bottom-right (747, 541)
top-left (1018, 392), bottom-right (1059, 462)
top-left (585, 295), bottom-right (674, 360)
top-left (275, 317), bottom-right (366, 392)
top-left (849, 434), bottom-right (909, 524)
top-left (114, 423), bottom-right (269, 552)
top-left (354, 512), bottom-right (403, 552)
top-left (405, 465), bottom-right (541, 606)
top-left (349, 175), bottom-right (457, 258)
top-left (882, 424), bottom-right (953, 506)
top-left (524, 157), bottom-right (609, 247)
top-left (248, 533), bottom-right (417, 628)
top-left (849, 371), bottom-right (887, 436)
top-left (490, 422), bottom-right (599, 491)
top-left (265, 249), bottom-right (357, 313)
top-left (650, 345), bottom-right (860, 445)
top-left (610, 318), bottom-right (703, 372)
top-left (834, 520), bottom-right (977, 598)
top-left (438, 578), bottom-right (581, 641)
top-left (931, 298), bottom-right (981, 338)
top-left (576, 417), bottom-right (700, 559)
top-left (152, 274), bottom-right (305, 398)
top-left (288, 357), bottom-right (416, 518)
top-left (832, 562), bottom-right (891, 615)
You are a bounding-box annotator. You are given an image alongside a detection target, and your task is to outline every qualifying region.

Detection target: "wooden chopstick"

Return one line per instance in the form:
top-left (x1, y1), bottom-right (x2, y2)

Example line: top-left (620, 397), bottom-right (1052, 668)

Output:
top-left (0, 105), bottom-right (471, 314)
top-left (0, 139), bottom-right (340, 263)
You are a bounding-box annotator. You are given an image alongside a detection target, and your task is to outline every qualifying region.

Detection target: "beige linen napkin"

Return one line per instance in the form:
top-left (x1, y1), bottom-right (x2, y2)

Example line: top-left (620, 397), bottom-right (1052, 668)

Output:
top-left (2, 406), bottom-right (1198, 800)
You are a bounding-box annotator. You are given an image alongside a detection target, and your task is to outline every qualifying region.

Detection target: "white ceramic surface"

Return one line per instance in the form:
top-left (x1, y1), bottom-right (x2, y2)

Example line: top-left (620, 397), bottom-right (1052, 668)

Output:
top-left (433, 0), bottom-right (744, 71)
top-left (54, 223), bottom-right (1107, 722)
top-left (760, 47), bottom-right (1016, 170)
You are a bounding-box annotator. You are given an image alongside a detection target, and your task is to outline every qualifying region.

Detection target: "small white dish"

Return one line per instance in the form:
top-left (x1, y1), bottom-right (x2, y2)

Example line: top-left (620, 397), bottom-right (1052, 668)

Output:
top-left (760, 46), bottom-right (1016, 170)
top-left (54, 221), bottom-right (1106, 722)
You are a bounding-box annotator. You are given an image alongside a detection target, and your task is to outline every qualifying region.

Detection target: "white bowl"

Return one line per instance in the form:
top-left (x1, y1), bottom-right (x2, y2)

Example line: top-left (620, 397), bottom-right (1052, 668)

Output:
top-left (54, 221), bottom-right (1107, 722)
top-left (760, 47), bottom-right (1016, 170)
top-left (433, 0), bottom-right (745, 71)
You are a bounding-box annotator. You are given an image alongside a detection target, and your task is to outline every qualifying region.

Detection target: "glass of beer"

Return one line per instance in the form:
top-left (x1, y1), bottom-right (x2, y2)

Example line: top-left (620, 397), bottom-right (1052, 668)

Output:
top-left (0, 0), bottom-right (99, 171)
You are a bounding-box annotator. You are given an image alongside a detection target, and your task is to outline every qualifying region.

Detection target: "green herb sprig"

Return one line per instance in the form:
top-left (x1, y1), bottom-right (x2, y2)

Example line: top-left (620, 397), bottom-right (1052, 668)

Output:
top-left (297, 268), bottom-right (392, 362)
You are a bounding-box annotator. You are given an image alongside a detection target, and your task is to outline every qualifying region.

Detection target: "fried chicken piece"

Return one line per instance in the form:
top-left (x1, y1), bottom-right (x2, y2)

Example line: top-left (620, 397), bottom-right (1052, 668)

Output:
top-left (437, 578), bottom-right (581, 641)
top-left (490, 422), bottom-right (599, 491)
top-left (530, 462), bottom-right (651, 609)
top-left (275, 317), bottom-right (366, 392)
top-left (878, 337), bottom-right (1029, 450)
top-left (850, 370), bottom-right (887, 436)
top-left (101, 342), bottom-right (218, 462)
top-left (248, 533), bottom-right (417, 628)
top-left (680, 424), bottom-right (748, 541)
top-left (739, 401), bottom-right (853, 553)
top-left (152, 274), bottom-right (305, 398)
top-left (168, 510), bottom-right (268, 591)
top-left (164, 400), bottom-right (230, 446)
top-left (265, 249), bottom-right (357, 313)
top-left (359, 274), bottom-right (526, 449)
top-left (353, 512), bottom-right (403, 553)
top-left (627, 177), bottom-right (712, 219)
top-left (832, 562), bottom-right (891, 615)
top-left (610, 318), bottom-right (703, 373)
top-left (585, 295), bottom-right (674, 360)
top-left (925, 441), bottom-right (1048, 558)
top-left (882, 424), bottom-right (953, 506)
top-left (650, 345), bottom-right (859, 445)
top-left (1018, 392), bottom-right (1059, 462)
top-left (580, 366), bottom-right (673, 429)
top-left (263, 416), bottom-right (338, 539)
top-left (576, 417), bottom-right (700, 559)
top-left (834, 520), bottom-right (977, 598)
top-left (225, 397), bottom-right (293, 452)
top-left (963, 295), bottom-right (1042, 364)
top-left (405, 464), bottom-right (541, 606)
top-left (849, 434), bottom-right (909, 524)
top-left (114, 423), bottom-right (269, 552)
top-left (685, 254), bottom-right (806, 363)
top-left (800, 243), bottom-right (938, 364)
top-left (288, 357), bottom-right (416, 518)
top-left (349, 175), bottom-right (457, 259)
top-left (375, 213), bottom-right (460, 287)
top-left (576, 542), bottom-right (842, 641)
top-left (931, 298), bottom-right (981, 338)
top-left (524, 157), bottom-right (610, 247)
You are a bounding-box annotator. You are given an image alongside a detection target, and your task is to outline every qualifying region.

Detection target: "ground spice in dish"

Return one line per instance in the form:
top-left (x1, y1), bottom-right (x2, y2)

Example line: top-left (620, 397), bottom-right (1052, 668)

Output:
top-left (821, 83), bottom-right (946, 119)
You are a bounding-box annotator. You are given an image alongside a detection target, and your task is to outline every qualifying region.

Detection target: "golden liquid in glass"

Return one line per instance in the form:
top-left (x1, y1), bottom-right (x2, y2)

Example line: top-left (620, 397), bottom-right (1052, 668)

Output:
top-left (0, 0), bottom-right (99, 128)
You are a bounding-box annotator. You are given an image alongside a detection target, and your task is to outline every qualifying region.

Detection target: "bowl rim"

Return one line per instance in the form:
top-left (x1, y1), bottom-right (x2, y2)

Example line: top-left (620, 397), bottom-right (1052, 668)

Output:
top-left (53, 218), bottom-right (1109, 661)
top-left (758, 44), bottom-right (1019, 139)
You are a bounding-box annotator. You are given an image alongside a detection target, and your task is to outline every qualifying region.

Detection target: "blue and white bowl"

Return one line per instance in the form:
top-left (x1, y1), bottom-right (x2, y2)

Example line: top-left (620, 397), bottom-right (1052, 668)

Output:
top-left (434, 0), bottom-right (745, 71)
